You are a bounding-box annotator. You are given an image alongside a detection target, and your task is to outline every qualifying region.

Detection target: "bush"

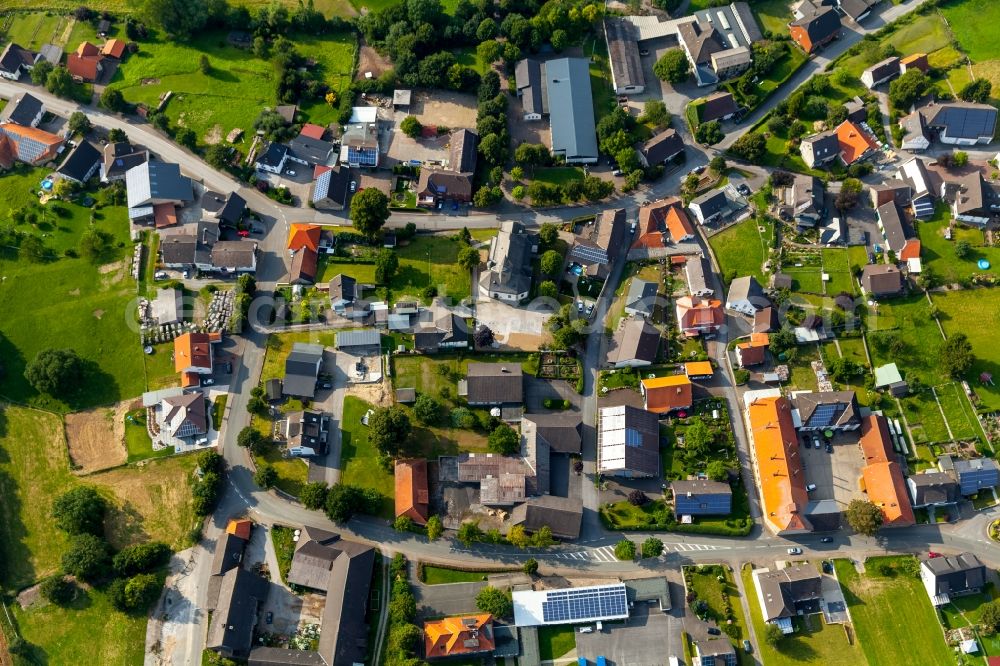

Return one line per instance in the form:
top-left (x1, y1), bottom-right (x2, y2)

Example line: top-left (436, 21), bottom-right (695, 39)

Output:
top-left (475, 586), bottom-right (513, 618)
top-left (413, 394), bottom-right (442, 425)
top-left (488, 423), bottom-right (519, 454)
top-left (627, 489), bottom-right (649, 506)
top-left (39, 574), bottom-right (76, 605)
top-left (52, 486), bottom-right (106, 536)
top-left (523, 558), bottom-right (539, 575)
top-left (614, 539), bottom-right (636, 560)
top-left (300, 482), bottom-right (329, 510)
top-left (113, 541), bottom-right (171, 577)
top-left (62, 533), bottom-right (112, 582)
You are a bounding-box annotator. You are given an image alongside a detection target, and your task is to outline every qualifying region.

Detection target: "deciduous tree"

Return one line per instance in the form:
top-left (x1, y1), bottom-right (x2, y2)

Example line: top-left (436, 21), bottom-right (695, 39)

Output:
top-left (845, 499), bottom-right (883, 536)
top-left (653, 49), bottom-right (690, 83)
top-left (368, 406), bottom-right (412, 457)
top-left (350, 188), bottom-right (390, 239)
top-left (475, 586), bottom-right (512, 618)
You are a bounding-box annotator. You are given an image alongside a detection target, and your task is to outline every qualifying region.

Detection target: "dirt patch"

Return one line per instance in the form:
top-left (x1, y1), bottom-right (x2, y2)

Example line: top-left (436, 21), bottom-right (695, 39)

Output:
top-left (408, 90), bottom-right (479, 129)
top-left (357, 42), bottom-right (392, 81)
top-left (503, 331), bottom-right (550, 351)
top-left (347, 381), bottom-right (393, 407)
top-left (203, 124), bottom-right (223, 145)
top-left (99, 260), bottom-right (123, 274)
top-left (141, 77), bottom-right (161, 86)
top-left (16, 583), bottom-right (41, 610)
top-left (65, 402), bottom-right (132, 473)
top-left (92, 309), bottom-right (105, 319)
top-left (68, 288), bottom-right (80, 296)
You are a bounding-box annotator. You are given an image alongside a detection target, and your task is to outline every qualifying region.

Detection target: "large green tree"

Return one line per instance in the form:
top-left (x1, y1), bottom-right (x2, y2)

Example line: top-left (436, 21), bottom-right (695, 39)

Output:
top-left (940, 333), bottom-right (974, 379)
top-left (62, 533), bottom-right (112, 582)
top-left (25, 348), bottom-right (83, 396)
top-left (475, 586), bottom-right (513, 618)
top-left (368, 406), bottom-right (412, 456)
top-left (142, 0), bottom-right (222, 37)
top-left (374, 248), bottom-right (399, 284)
top-left (351, 188), bottom-right (391, 239)
top-left (845, 499), bottom-right (883, 536)
top-left (52, 486), bottom-right (106, 535)
top-left (487, 423), bottom-right (520, 455)
top-left (653, 49), bottom-right (690, 83)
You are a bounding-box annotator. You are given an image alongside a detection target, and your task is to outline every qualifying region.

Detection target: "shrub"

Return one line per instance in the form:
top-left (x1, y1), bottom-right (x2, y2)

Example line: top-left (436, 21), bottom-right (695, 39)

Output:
top-left (475, 586), bottom-right (513, 618)
top-left (614, 538), bottom-right (636, 561)
top-left (113, 541), bottom-right (171, 577)
top-left (62, 533), bottom-right (112, 582)
top-left (39, 574), bottom-right (76, 605)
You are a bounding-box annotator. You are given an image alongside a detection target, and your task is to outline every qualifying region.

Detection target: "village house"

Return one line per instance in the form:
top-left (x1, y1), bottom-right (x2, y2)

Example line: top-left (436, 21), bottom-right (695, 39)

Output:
top-left (598, 404), bottom-right (661, 478)
top-left (675, 295), bottom-right (724, 337)
top-left (606, 317), bottom-right (660, 368)
top-left (788, 1), bottom-right (841, 53)
top-left (479, 221), bottom-right (539, 303)
top-left (571, 207), bottom-right (627, 276)
top-left (640, 375), bottom-right (693, 414)
top-left (672, 479), bottom-right (733, 517)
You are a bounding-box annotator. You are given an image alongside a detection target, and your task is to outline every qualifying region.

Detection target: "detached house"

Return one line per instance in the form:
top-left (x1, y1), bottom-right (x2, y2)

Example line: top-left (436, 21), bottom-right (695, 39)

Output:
top-left (101, 141), bottom-right (149, 182)
top-left (861, 264), bottom-right (903, 297)
top-left (67, 41), bottom-right (103, 82)
top-left (174, 332), bottom-right (220, 387)
top-left (921, 553), bottom-right (986, 606)
top-left (598, 405), bottom-right (661, 478)
top-left (944, 171), bottom-right (1000, 226)
top-left (310, 164), bottom-right (350, 210)
top-left (161, 392), bottom-right (208, 439)
top-left (55, 141), bottom-right (102, 184)
top-left (861, 56), bottom-right (900, 89)
top-left (736, 332), bottom-right (769, 367)
top-left (641, 375), bottom-right (693, 414)
top-left (800, 131), bottom-right (840, 169)
top-left (699, 91), bottom-right (739, 122)
top-left (283, 342), bottom-right (324, 399)
top-left (607, 317), bottom-right (660, 368)
top-left (920, 102), bottom-right (998, 146)
top-left (752, 565), bottom-right (823, 630)
top-left (395, 459), bottom-right (430, 526)
top-left (125, 160), bottom-right (194, 225)
top-left (950, 457), bottom-right (1000, 496)
top-left (672, 479), bottom-right (732, 516)
top-left (908, 471), bottom-right (960, 509)
top-left (413, 313), bottom-right (469, 352)
top-left (836, 120), bottom-right (879, 165)
top-left (624, 279), bottom-right (659, 318)
top-left (675, 295), bottom-right (724, 337)
top-left (572, 207), bottom-right (627, 276)
top-left (726, 276), bottom-right (765, 316)
top-left (639, 128), bottom-right (684, 167)
top-left (0, 124), bottom-right (63, 169)
top-left (876, 201), bottom-right (920, 258)
top-left (689, 189), bottom-right (728, 225)
top-left (789, 2), bottom-right (841, 53)
top-left (424, 615), bottom-right (495, 661)
top-left (791, 390), bottom-right (860, 432)
top-left (480, 221), bottom-right (539, 303)
top-left (0, 93), bottom-right (44, 128)
top-left (781, 175), bottom-right (825, 227)
top-left (0, 43), bottom-right (37, 80)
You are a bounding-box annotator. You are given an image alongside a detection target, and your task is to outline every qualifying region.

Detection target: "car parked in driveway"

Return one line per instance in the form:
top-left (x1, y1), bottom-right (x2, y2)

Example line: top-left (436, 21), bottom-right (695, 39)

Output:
top-left (787, 547), bottom-right (802, 555)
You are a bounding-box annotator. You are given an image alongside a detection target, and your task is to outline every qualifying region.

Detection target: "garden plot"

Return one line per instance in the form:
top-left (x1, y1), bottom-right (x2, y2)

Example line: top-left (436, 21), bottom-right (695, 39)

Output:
top-left (64, 401), bottom-right (131, 473)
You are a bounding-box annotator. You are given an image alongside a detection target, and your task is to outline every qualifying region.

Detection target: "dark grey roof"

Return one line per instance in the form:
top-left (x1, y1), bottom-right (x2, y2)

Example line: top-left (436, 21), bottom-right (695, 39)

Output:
top-left (1, 93), bottom-right (43, 126)
top-left (0, 43), bottom-right (33, 75)
top-left (257, 142), bottom-right (288, 168)
top-left (211, 241), bottom-right (256, 269)
top-left (803, 131), bottom-right (840, 161)
top-left (840, 0), bottom-right (876, 20)
top-left (877, 201), bottom-right (912, 253)
top-left (466, 362), bottom-right (523, 405)
top-left (482, 221), bottom-right (538, 296)
top-left (641, 129), bottom-right (685, 164)
top-left (217, 192), bottom-right (246, 225)
top-left (515, 59), bottom-right (546, 116)
top-left (289, 135), bottom-right (335, 165)
top-left (545, 58), bottom-right (598, 161)
top-left (336, 328), bottom-right (380, 348)
top-left (37, 44), bottom-right (63, 66)
top-left (599, 404), bottom-right (661, 476)
top-left (329, 274), bottom-right (358, 303)
top-left (922, 553), bottom-right (985, 596)
top-left (732, 2), bottom-right (764, 42)
top-left (522, 412), bottom-right (582, 454)
top-left (206, 568), bottom-right (268, 658)
top-left (449, 128), bottom-right (478, 173)
top-left (608, 317), bottom-right (660, 365)
top-left (103, 141), bottom-right (148, 180)
top-left (625, 279), bottom-right (659, 316)
top-left (265, 378), bottom-right (283, 401)
top-left (864, 56), bottom-right (900, 85)
top-left (691, 189), bottom-right (728, 218)
top-left (677, 20), bottom-right (724, 66)
top-left (316, 540), bottom-right (375, 666)
top-left (700, 92), bottom-right (738, 122)
top-left (925, 102), bottom-right (998, 140)
top-left (126, 160), bottom-right (193, 208)
top-left (756, 565), bottom-right (823, 622)
top-left (56, 141), bottom-right (101, 183)
top-left (953, 458), bottom-right (1000, 495)
top-left (672, 479), bottom-right (732, 516)
top-left (792, 391), bottom-right (860, 429)
top-left (210, 531), bottom-right (247, 578)
top-left (509, 495), bottom-right (582, 539)
top-left (248, 647), bottom-right (326, 665)
top-left (284, 342), bottom-right (323, 397)
top-left (791, 4), bottom-right (842, 44)
top-left (160, 234), bottom-right (198, 265)
top-left (413, 312), bottom-right (468, 352)
top-left (312, 165), bottom-right (350, 208)
top-left (909, 472), bottom-right (960, 506)
top-left (605, 17), bottom-right (644, 91)
top-left (861, 263), bottom-right (903, 296)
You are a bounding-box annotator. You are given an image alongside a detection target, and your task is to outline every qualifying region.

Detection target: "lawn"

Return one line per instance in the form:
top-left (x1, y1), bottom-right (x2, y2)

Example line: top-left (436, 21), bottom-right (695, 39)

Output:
top-left (271, 525), bottom-right (295, 583)
top-left (821, 248), bottom-right (856, 295)
top-left (584, 35), bottom-right (616, 124)
top-left (935, 381), bottom-right (981, 441)
top-left (261, 331), bottom-right (337, 384)
top-left (750, 0), bottom-right (793, 37)
top-left (532, 167), bottom-right (585, 188)
top-left (740, 564), bottom-right (864, 666)
top-left (421, 565), bottom-right (507, 584)
top-left (341, 396), bottom-right (395, 519)
top-left (3, 12), bottom-right (67, 51)
top-left (839, 14), bottom-right (952, 78)
top-left (538, 625), bottom-right (577, 661)
top-left (0, 168), bottom-right (145, 411)
top-left (899, 390), bottom-right (950, 445)
top-left (933, 288), bottom-right (1000, 411)
top-left (834, 557), bottom-right (954, 666)
top-left (915, 206), bottom-right (1000, 284)
top-left (940, 0), bottom-right (1000, 63)
top-left (258, 440), bottom-right (310, 497)
top-left (125, 408), bottom-right (174, 462)
top-left (941, 592), bottom-right (1000, 656)
top-left (866, 294), bottom-right (947, 387)
top-left (708, 218), bottom-right (772, 286)
top-left (686, 564), bottom-right (749, 646)
top-left (108, 29), bottom-right (355, 149)
top-left (786, 344), bottom-right (820, 391)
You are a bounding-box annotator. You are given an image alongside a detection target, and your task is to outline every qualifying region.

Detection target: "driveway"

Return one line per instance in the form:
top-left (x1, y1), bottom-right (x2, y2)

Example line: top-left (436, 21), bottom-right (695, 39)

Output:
top-left (473, 299), bottom-right (552, 350)
top-left (308, 349), bottom-right (347, 485)
top-left (524, 376), bottom-right (582, 412)
top-left (413, 581), bottom-right (487, 621)
top-left (575, 603), bottom-right (684, 666)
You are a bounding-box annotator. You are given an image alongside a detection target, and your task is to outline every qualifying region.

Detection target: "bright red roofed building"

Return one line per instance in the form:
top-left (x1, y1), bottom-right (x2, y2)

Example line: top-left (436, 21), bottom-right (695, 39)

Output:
top-left (675, 295), bottom-right (723, 337)
top-left (287, 223), bottom-right (322, 252)
top-left (424, 614), bottom-right (495, 659)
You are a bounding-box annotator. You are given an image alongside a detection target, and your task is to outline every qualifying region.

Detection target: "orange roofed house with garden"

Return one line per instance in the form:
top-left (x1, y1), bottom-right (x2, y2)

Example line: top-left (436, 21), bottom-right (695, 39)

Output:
top-left (424, 614), bottom-right (495, 660)
top-left (640, 375), bottom-right (692, 414)
top-left (859, 414), bottom-right (915, 527)
top-left (394, 458), bottom-right (430, 526)
top-left (747, 395), bottom-right (812, 535)
top-left (174, 331), bottom-right (221, 387)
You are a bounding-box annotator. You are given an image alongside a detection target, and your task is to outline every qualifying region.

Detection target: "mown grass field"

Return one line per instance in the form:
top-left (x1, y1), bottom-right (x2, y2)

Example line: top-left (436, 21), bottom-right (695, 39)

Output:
top-left (867, 294), bottom-right (946, 386)
top-left (941, 0), bottom-right (1000, 63)
top-left (834, 557), bottom-right (954, 666)
top-left (933, 288), bottom-right (1000, 411)
top-left (421, 565), bottom-right (501, 585)
top-left (916, 206), bottom-right (1000, 283)
top-left (708, 218), bottom-right (772, 286)
top-left (741, 564), bottom-right (864, 666)
top-left (538, 625), bottom-right (576, 661)
top-left (108, 29), bottom-right (355, 149)
top-left (0, 168), bottom-right (146, 412)
top-left (839, 14), bottom-right (952, 78)
top-left (0, 404), bottom-right (200, 665)
top-left (341, 396), bottom-right (394, 518)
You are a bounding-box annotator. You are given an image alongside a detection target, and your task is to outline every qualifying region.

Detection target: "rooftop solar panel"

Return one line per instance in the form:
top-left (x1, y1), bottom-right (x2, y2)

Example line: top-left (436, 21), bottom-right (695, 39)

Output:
top-left (540, 584), bottom-right (628, 623)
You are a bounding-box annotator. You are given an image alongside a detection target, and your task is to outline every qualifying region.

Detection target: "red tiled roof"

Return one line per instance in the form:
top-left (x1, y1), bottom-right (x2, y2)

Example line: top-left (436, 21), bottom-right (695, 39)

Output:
top-left (226, 519), bottom-right (252, 540)
top-left (66, 53), bottom-right (100, 81)
top-left (899, 238), bottom-right (921, 261)
top-left (860, 415), bottom-right (914, 527)
top-left (153, 203), bottom-right (178, 229)
top-left (632, 197), bottom-right (683, 250)
top-left (665, 205), bottom-right (694, 243)
top-left (836, 120), bottom-right (878, 165)
top-left (76, 41), bottom-right (100, 57)
top-left (313, 164), bottom-right (332, 178)
top-left (102, 39), bottom-right (126, 58)
top-left (675, 296), bottom-right (723, 335)
top-left (641, 375), bottom-right (692, 413)
top-left (174, 332), bottom-right (214, 374)
top-left (424, 615), bottom-right (495, 657)
top-left (287, 223), bottom-right (321, 252)
top-left (299, 123), bottom-right (326, 140)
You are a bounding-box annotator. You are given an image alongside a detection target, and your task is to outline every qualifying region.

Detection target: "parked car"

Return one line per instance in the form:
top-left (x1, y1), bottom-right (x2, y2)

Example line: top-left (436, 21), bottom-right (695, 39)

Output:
top-left (287, 170), bottom-right (296, 176)
top-left (182, 269), bottom-right (190, 279)
top-left (238, 230), bottom-right (250, 237)
top-left (265, 611), bottom-right (273, 624)
top-left (743, 640), bottom-right (752, 654)
top-left (813, 438), bottom-right (821, 449)
top-left (577, 300), bottom-right (584, 312)
top-left (825, 442), bottom-right (833, 453)
top-left (707, 627), bottom-right (721, 636)
top-left (612, 169), bottom-right (623, 176)
top-left (639, 49), bottom-right (650, 56)
top-left (350, 180), bottom-right (357, 192)
top-left (579, 626), bottom-right (593, 634)
top-left (822, 560), bottom-right (834, 573)
top-left (820, 537), bottom-right (833, 543)
top-left (154, 271), bottom-right (168, 280)
top-left (787, 547), bottom-right (802, 555)
top-left (806, 483), bottom-right (817, 492)
top-left (737, 184), bottom-right (752, 196)
top-left (202, 378), bottom-right (214, 386)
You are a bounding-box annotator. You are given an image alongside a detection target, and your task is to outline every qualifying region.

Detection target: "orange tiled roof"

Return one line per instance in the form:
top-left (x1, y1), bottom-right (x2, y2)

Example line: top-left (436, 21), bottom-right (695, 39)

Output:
top-left (181, 372), bottom-right (201, 388)
top-left (102, 38), bottom-right (126, 58)
top-left (394, 459), bottom-right (429, 525)
top-left (174, 332), bottom-right (214, 374)
top-left (665, 205), bottom-right (694, 244)
top-left (632, 197), bottom-right (681, 250)
top-left (641, 375), bottom-right (692, 413)
top-left (424, 614), bottom-right (495, 657)
top-left (685, 361), bottom-right (713, 377)
top-left (0, 122), bottom-right (63, 148)
top-left (836, 120), bottom-right (878, 165)
top-left (748, 396), bottom-right (812, 534)
top-left (675, 296), bottom-right (724, 335)
top-left (287, 223), bottom-right (322, 252)
top-left (858, 414), bottom-right (914, 527)
top-left (226, 519), bottom-right (252, 540)
top-left (899, 239), bottom-right (921, 261)
top-left (66, 53), bottom-right (100, 81)
top-left (153, 202), bottom-right (178, 229)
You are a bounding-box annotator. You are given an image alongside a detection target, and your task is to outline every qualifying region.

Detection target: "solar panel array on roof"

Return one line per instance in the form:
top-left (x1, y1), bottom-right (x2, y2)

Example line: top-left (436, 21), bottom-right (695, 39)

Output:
top-left (700, 654), bottom-right (737, 666)
top-left (571, 244), bottom-right (607, 264)
top-left (348, 146), bottom-right (377, 167)
top-left (625, 428), bottom-right (643, 447)
top-left (540, 585), bottom-right (627, 623)
top-left (809, 403), bottom-right (839, 428)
